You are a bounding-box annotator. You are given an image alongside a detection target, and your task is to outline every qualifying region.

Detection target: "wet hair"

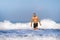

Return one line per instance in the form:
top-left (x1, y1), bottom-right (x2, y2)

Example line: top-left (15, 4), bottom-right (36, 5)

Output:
top-left (33, 12), bottom-right (36, 17)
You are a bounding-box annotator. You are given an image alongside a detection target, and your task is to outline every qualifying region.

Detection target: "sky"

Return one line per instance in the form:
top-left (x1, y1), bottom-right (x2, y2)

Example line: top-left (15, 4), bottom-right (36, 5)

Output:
top-left (0, 0), bottom-right (60, 23)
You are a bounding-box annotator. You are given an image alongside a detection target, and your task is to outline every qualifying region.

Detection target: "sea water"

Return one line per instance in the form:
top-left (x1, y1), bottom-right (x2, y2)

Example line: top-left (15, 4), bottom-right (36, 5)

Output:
top-left (0, 19), bottom-right (60, 40)
top-left (0, 29), bottom-right (60, 40)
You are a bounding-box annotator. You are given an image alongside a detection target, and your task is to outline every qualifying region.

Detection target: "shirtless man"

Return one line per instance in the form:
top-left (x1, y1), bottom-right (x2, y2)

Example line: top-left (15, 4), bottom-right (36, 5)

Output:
top-left (31, 13), bottom-right (41, 30)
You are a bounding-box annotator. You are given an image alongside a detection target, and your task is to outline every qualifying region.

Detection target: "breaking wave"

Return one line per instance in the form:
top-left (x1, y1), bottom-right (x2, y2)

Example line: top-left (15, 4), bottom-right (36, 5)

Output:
top-left (0, 19), bottom-right (60, 30)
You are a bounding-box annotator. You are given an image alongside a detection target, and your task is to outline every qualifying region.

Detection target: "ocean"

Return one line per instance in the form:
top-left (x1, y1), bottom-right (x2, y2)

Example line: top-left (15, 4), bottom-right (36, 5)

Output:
top-left (0, 29), bottom-right (60, 40)
top-left (0, 19), bottom-right (60, 40)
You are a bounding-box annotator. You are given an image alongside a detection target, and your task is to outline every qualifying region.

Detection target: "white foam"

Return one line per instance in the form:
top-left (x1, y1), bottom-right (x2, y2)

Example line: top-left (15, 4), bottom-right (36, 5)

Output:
top-left (0, 36), bottom-right (59, 40)
top-left (39, 19), bottom-right (60, 29)
top-left (0, 19), bottom-right (60, 30)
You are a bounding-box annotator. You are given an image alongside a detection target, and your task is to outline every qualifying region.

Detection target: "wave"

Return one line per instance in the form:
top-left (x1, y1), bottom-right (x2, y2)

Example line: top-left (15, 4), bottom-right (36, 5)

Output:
top-left (0, 36), bottom-right (59, 40)
top-left (0, 29), bottom-right (60, 40)
top-left (0, 19), bottom-right (60, 30)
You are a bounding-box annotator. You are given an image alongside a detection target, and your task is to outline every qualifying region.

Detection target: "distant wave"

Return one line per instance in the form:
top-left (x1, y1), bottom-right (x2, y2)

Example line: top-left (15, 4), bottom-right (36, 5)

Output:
top-left (0, 19), bottom-right (60, 30)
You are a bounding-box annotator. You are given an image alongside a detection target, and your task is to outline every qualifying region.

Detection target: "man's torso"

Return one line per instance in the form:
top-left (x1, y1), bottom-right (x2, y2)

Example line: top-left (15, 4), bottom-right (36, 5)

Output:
top-left (32, 16), bottom-right (39, 23)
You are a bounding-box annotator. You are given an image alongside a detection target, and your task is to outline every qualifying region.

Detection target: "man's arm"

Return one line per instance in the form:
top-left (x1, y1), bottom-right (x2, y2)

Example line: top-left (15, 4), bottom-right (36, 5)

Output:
top-left (30, 18), bottom-right (33, 27)
top-left (39, 21), bottom-right (41, 26)
top-left (38, 17), bottom-right (41, 26)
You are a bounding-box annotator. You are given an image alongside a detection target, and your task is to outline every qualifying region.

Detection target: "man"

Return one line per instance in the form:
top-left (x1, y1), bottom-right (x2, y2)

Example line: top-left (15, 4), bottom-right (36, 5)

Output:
top-left (31, 13), bottom-right (41, 30)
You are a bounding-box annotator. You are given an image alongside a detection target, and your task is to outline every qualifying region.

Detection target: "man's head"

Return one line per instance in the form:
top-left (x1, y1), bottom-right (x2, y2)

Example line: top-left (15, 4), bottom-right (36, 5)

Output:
top-left (33, 12), bottom-right (36, 17)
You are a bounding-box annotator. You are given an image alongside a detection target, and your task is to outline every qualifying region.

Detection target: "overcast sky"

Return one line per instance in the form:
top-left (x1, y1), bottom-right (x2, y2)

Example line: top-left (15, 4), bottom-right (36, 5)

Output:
top-left (0, 0), bottom-right (60, 23)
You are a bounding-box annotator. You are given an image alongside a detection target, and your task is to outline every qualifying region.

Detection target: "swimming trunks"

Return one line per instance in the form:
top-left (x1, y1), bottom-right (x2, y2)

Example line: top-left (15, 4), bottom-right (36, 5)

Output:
top-left (33, 23), bottom-right (38, 28)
